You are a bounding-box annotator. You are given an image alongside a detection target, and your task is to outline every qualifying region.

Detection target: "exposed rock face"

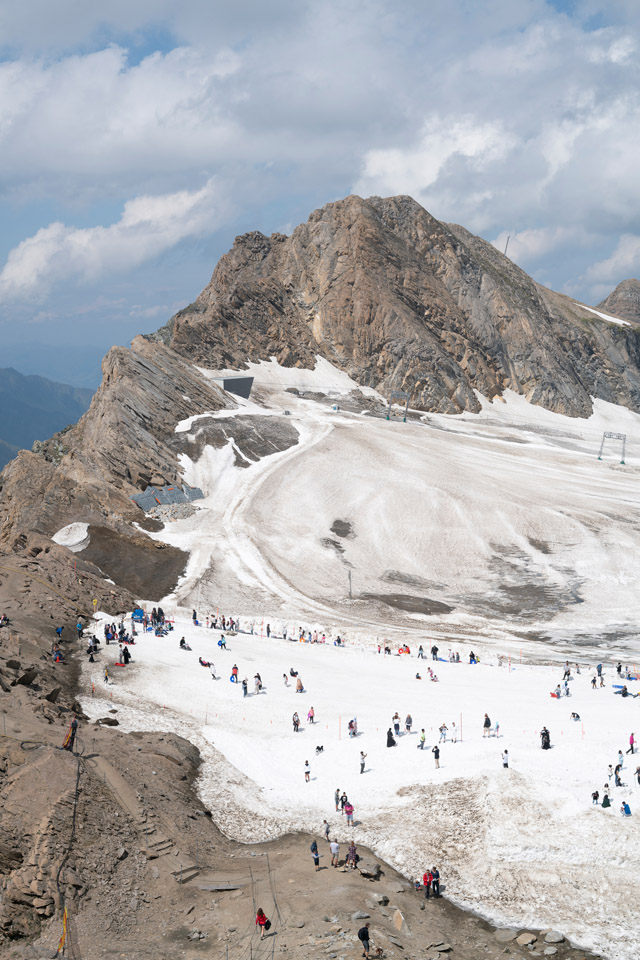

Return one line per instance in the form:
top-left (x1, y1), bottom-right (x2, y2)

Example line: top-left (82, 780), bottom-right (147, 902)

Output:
top-left (0, 337), bottom-right (232, 589)
top-left (153, 194), bottom-right (640, 418)
top-left (597, 278), bottom-right (640, 323)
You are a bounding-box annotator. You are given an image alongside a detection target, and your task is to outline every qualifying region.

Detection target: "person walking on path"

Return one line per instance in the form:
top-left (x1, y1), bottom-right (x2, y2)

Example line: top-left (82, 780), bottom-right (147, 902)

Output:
top-left (304, 760), bottom-right (310, 782)
top-left (255, 908), bottom-right (269, 939)
top-left (418, 729), bottom-right (426, 749)
top-left (432, 866), bottom-right (441, 897)
top-left (502, 750), bottom-right (509, 768)
top-left (627, 733), bottom-right (635, 755)
top-left (360, 751), bottom-right (367, 774)
top-left (431, 644), bottom-right (439, 661)
top-left (335, 788), bottom-right (340, 812)
top-left (310, 840), bottom-right (320, 870)
top-left (422, 869), bottom-right (433, 898)
top-left (63, 715), bottom-right (78, 752)
top-left (330, 839), bottom-right (339, 868)
top-left (483, 714), bottom-right (491, 737)
top-left (432, 745), bottom-right (440, 768)
top-left (357, 922), bottom-right (371, 959)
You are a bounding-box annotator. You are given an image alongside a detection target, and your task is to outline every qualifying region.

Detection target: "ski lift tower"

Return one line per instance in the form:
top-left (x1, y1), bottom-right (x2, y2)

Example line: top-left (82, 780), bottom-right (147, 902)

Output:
top-left (598, 431), bottom-right (626, 464)
top-left (386, 390), bottom-right (410, 423)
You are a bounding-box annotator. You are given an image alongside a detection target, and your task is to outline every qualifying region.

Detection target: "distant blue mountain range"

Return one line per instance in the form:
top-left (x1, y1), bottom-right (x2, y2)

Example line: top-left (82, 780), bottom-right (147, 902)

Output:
top-left (0, 368), bottom-right (93, 471)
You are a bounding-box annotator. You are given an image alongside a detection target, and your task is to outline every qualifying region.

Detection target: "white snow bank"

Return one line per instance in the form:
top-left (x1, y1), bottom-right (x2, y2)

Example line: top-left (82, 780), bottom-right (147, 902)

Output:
top-left (52, 522), bottom-right (89, 552)
top-left (201, 354), bottom-right (383, 397)
top-left (578, 304), bottom-right (631, 327)
top-left (82, 616), bottom-right (640, 960)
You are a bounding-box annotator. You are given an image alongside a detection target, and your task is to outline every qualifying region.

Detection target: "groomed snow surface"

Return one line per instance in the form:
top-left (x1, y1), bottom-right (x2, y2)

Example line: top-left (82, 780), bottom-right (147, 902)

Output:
top-left (84, 619), bottom-right (638, 960)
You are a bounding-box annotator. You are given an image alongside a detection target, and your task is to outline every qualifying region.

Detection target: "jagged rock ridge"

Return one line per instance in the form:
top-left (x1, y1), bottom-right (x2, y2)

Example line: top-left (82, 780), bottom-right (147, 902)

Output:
top-left (597, 278), bottom-right (640, 323)
top-left (153, 194), bottom-right (640, 418)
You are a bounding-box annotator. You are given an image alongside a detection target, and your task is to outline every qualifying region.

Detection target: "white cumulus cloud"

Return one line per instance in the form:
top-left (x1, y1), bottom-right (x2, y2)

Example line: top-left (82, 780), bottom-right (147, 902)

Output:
top-left (0, 178), bottom-right (227, 300)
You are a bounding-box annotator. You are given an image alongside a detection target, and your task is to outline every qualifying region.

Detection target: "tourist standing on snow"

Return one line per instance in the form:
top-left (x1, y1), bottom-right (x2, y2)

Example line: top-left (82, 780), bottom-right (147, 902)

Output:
top-left (432, 866), bottom-right (441, 896)
top-left (292, 712), bottom-right (300, 732)
top-left (431, 644), bottom-right (439, 661)
top-left (387, 728), bottom-right (396, 747)
top-left (360, 751), bottom-right (367, 774)
top-left (439, 723), bottom-right (447, 742)
top-left (627, 733), bottom-right (635, 755)
top-left (305, 760), bottom-right (310, 782)
top-left (335, 788), bottom-right (340, 812)
top-left (242, 678), bottom-right (248, 697)
top-left (405, 714), bottom-right (413, 733)
top-left (502, 750), bottom-right (509, 768)
top-left (483, 714), bottom-right (491, 737)
top-left (418, 645), bottom-right (424, 659)
top-left (541, 727), bottom-right (551, 749)
top-left (418, 729), bottom-right (426, 749)
top-left (323, 819), bottom-right (330, 841)
top-left (308, 706), bottom-right (315, 723)
top-left (340, 791), bottom-right (348, 815)
top-left (345, 800), bottom-right (354, 826)
top-left (432, 745), bottom-right (440, 768)
top-left (393, 713), bottom-right (401, 736)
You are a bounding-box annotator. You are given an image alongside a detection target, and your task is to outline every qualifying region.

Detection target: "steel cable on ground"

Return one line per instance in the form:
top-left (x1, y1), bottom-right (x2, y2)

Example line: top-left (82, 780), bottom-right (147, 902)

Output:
top-left (53, 732), bottom-right (86, 959)
top-left (265, 853), bottom-right (283, 927)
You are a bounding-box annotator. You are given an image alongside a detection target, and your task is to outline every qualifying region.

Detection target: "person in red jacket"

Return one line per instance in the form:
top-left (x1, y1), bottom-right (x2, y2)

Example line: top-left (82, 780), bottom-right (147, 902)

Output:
top-left (422, 869), bottom-right (433, 898)
top-left (256, 907), bottom-right (269, 938)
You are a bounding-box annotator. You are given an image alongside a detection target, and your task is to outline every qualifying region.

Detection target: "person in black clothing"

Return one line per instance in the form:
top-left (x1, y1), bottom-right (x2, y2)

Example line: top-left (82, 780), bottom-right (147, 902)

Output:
top-left (431, 866), bottom-right (440, 896)
top-left (64, 716), bottom-right (78, 752)
top-left (122, 645), bottom-right (131, 665)
top-left (386, 728), bottom-right (396, 747)
top-left (431, 644), bottom-right (439, 661)
top-left (541, 727), bottom-right (551, 749)
top-left (357, 923), bottom-right (370, 958)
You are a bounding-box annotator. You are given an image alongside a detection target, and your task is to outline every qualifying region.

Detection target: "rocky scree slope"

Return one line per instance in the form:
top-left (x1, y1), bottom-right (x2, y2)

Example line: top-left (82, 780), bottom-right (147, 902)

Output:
top-left (154, 194), bottom-right (640, 418)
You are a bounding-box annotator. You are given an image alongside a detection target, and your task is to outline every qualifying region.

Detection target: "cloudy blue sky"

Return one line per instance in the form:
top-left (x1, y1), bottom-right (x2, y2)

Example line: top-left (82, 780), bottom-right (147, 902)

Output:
top-left (1, 0), bottom-right (639, 386)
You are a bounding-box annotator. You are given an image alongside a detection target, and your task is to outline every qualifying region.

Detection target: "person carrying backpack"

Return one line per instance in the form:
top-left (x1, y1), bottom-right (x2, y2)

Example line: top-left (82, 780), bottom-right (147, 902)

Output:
top-left (357, 922), bottom-right (371, 958)
top-left (256, 908), bottom-right (270, 938)
top-left (310, 840), bottom-right (320, 870)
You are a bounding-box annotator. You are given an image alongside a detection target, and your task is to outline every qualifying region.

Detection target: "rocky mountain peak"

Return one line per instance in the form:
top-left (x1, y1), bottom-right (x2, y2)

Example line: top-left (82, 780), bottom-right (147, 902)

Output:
top-left (597, 278), bottom-right (640, 323)
top-left (154, 194), bottom-right (640, 419)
